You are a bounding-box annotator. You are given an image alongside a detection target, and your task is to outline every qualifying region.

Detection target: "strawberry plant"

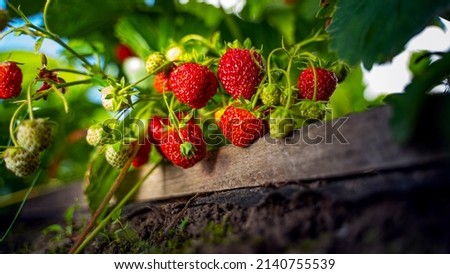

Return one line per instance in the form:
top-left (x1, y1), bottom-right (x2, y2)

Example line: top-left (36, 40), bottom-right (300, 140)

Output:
top-left (0, 0), bottom-right (449, 253)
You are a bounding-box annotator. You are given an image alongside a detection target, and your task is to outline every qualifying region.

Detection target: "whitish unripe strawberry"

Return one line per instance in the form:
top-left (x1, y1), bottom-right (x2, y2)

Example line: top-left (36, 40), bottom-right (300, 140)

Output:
top-left (86, 124), bottom-right (114, 146)
top-left (17, 118), bottom-right (52, 152)
top-left (105, 143), bottom-right (134, 169)
top-left (4, 147), bottom-right (40, 177)
top-left (101, 86), bottom-right (131, 112)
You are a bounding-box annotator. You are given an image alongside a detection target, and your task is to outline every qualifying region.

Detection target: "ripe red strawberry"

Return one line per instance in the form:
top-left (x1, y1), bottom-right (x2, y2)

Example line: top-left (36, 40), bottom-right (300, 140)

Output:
top-left (148, 115), bottom-right (169, 144)
top-left (218, 105), bottom-right (267, 148)
top-left (168, 62), bottom-right (218, 109)
top-left (218, 48), bottom-right (265, 100)
top-left (153, 70), bottom-right (172, 93)
top-left (115, 44), bottom-right (135, 64)
top-left (147, 112), bottom-right (194, 144)
top-left (159, 123), bottom-right (206, 169)
top-left (132, 139), bottom-right (152, 168)
top-left (297, 67), bottom-right (337, 101)
top-left (0, 61), bottom-right (23, 99)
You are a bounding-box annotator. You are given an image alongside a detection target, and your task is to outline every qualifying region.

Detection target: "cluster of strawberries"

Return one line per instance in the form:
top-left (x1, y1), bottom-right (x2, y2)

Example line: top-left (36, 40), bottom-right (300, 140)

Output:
top-left (1, 40), bottom-right (339, 176)
top-left (86, 44), bottom-right (339, 170)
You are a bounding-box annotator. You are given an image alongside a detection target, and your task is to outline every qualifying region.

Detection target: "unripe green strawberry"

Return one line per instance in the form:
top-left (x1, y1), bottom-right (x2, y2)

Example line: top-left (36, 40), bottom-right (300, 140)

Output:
top-left (145, 52), bottom-right (166, 74)
top-left (4, 147), bottom-right (40, 177)
top-left (269, 108), bottom-right (296, 139)
top-left (105, 143), bottom-right (134, 169)
top-left (300, 101), bottom-right (327, 121)
top-left (17, 118), bottom-right (52, 152)
top-left (260, 83), bottom-right (281, 106)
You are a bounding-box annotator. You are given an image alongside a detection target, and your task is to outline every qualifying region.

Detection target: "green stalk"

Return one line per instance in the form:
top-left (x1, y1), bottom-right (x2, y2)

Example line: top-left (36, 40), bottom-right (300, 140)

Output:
top-left (9, 102), bottom-right (27, 147)
top-left (26, 82), bottom-right (35, 120)
top-left (68, 144), bottom-right (141, 254)
top-left (0, 169), bottom-right (42, 243)
top-left (72, 160), bottom-right (162, 254)
top-left (43, 0), bottom-right (54, 35)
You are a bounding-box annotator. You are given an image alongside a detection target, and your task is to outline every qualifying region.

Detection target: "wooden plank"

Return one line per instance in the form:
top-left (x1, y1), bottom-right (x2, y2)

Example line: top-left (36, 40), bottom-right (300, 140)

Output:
top-left (134, 106), bottom-right (449, 201)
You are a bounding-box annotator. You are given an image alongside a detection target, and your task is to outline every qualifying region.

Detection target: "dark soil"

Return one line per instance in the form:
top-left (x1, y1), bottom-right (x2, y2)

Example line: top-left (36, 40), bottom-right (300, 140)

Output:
top-left (1, 162), bottom-right (450, 253)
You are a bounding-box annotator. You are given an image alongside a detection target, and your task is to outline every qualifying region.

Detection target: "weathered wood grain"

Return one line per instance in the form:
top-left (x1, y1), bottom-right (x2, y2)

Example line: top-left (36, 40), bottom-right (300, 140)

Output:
top-left (134, 106), bottom-right (449, 201)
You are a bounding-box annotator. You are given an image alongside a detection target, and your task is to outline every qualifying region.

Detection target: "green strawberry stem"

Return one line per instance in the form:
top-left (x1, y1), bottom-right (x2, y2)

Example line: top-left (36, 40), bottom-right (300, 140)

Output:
top-left (68, 143), bottom-right (141, 254)
top-left (26, 81), bottom-right (34, 120)
top-left (9, 102), bottom-right (27, 147)
top-left (180, 34), bottom-right (221, 56)
top-left (50, 85), bottom-right (69, 113)
top-left (49, 68), bottom-right (93, 76)
top-left (43, 0), bottom-right (55, 35)
top-left (308, 60), bottom-right (318, 101)
top-left (8, 3), bottom-right (104, 76)
top-left (72, 160), bottom-right (162, 254)
top-left (116, 62), bottom-right (171, 96)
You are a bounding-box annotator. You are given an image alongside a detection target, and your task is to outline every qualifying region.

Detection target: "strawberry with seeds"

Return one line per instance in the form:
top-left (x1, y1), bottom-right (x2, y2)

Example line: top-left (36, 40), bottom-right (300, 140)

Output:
top-left (218, 105), bottom-right (267, 148)
top-left (160, 122), bottom-right (207, 169)
top-left (297, 67), bottom-right (337, 101)
top-left (17, 118), bottom-right (52, 153)
top-left (132, 139), bottom-right (152, 168)
top-left (218, 48), bottom-right (265, 100)
top-left (4, 147), bottom-right (40, 177)
top-left (168, 62), bottom-right (218, 109)
top-left (0, 61), bottom-right (23, 99)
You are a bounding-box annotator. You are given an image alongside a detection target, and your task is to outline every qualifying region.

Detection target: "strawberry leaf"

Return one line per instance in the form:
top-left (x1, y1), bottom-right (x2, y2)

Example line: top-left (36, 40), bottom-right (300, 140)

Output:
top-left (328, 0), bottom-right (450, 69)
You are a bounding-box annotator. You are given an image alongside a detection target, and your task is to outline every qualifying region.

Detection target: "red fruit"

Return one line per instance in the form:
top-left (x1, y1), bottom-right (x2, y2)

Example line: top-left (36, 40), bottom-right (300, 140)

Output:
top-left (159, 123), bottom-right (207, 169)
top-left (297, 68), bottom-right (337, 101)
top-left (168, 62), bottom-right (218, 109)
top-left (219, 105), bottom-right (267, 148)
top-left (147, 112), bottom-right (194, 144)
top-left (218, 48), bottom-right (265, 100)
top-left (0, 61), bottom-right (23, 99)
top-left (115, 44), bottom-right (135, 63)
top-left (148, 115), bottom-right (169, 144)
top-left (153, 70), bottom-right (171, 93)
top-left (132, 139), bottom-right (152, 168)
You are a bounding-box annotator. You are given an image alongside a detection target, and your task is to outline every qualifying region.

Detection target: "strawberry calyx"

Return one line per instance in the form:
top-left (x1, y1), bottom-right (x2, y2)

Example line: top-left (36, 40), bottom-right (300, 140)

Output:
top-left (180, 141), bottom-right (196, 158)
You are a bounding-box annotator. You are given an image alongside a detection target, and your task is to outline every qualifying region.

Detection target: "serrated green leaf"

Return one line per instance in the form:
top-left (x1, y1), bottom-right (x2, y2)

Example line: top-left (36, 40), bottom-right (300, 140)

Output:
top-left (328, 0), bottom-right (450, 69)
